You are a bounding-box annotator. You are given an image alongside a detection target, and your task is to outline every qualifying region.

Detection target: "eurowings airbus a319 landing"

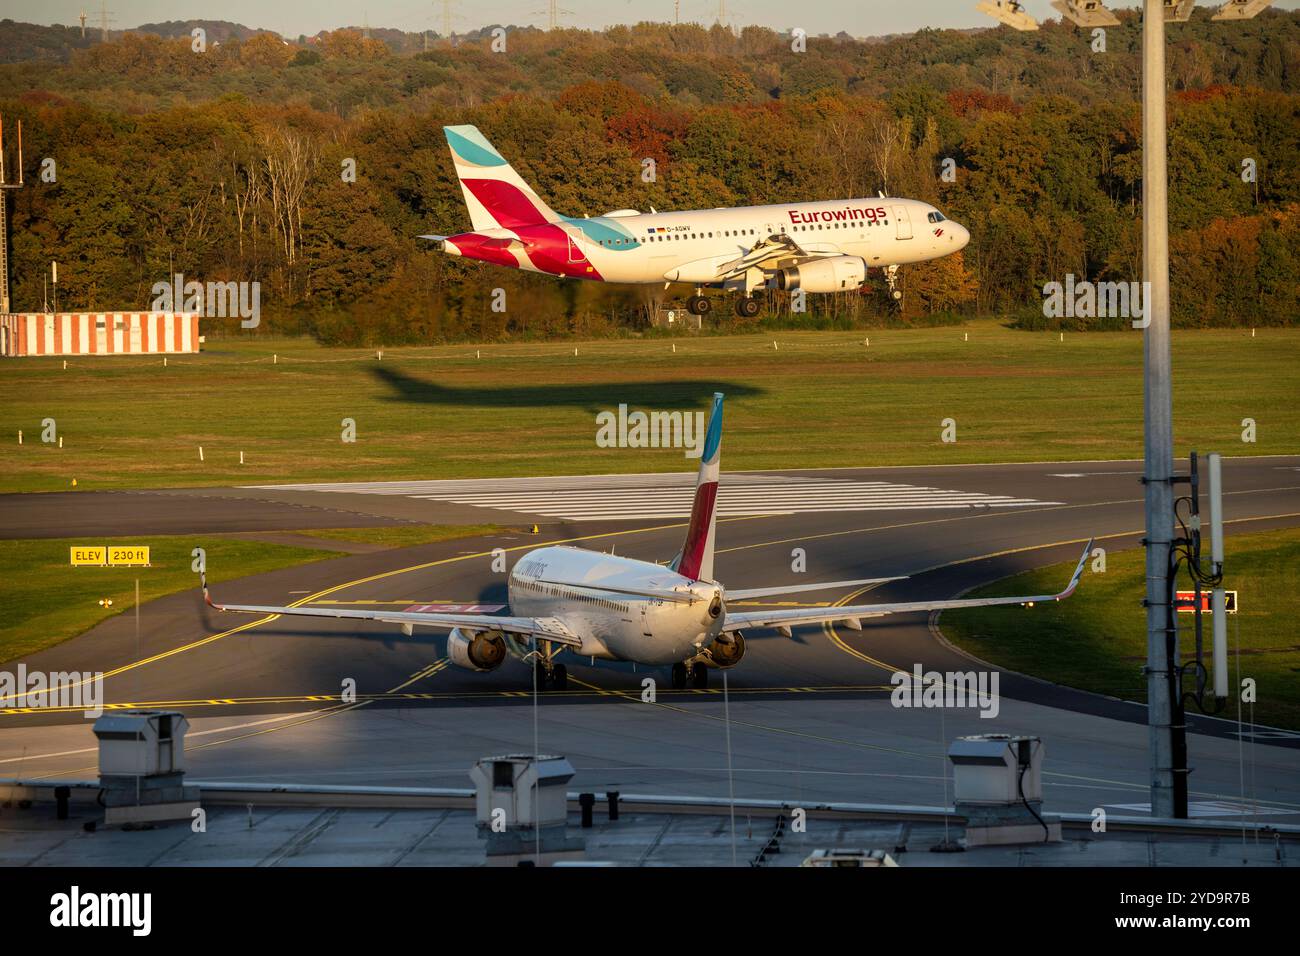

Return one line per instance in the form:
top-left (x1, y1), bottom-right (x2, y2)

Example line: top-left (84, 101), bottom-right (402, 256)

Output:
top-left (203, 395), bottom-right (1089, 691)
top-left (418, 125), bottom-right (971, 317)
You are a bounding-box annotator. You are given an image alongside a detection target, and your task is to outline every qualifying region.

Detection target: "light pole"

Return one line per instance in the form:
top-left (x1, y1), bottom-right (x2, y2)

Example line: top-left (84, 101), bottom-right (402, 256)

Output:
top-left (976, 0), bottom-right (1273, 819)
top-left (1139, 0), bottom-right (1178, 820)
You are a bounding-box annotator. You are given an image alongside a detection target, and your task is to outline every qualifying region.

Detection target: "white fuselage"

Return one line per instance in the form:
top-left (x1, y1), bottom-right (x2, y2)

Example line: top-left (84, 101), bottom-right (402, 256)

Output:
top-left (444, 197), bottom-right (969, 286)
top-left (508, 545), bottom-right (724, 665)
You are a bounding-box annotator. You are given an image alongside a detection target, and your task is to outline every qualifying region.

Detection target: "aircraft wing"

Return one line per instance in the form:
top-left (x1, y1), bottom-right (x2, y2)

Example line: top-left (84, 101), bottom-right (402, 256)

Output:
top-left (713, 233), bottom-right (809, 278)
top-left (202, 577), bottom-right (582, 647)
top-left (713, 233), bottom-right (850, 280)
top-left (725, 576), bottom-right (906, 601)
top-left (721, 540), bottom-right (1091, 634)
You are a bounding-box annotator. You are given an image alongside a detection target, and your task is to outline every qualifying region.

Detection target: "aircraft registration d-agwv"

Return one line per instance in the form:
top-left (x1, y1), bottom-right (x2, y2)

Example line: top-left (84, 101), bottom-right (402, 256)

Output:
top-left (203, 394), bottom-right (1089, 691)
top-left (419, 125), bottom-right (971, 316)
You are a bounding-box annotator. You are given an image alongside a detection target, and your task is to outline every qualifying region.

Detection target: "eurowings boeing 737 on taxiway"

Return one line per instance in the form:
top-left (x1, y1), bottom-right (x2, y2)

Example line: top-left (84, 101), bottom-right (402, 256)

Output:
top-left (417, 125), bottom-right (971, 316)
top-left (203, 395), bottom-right (1090, 691)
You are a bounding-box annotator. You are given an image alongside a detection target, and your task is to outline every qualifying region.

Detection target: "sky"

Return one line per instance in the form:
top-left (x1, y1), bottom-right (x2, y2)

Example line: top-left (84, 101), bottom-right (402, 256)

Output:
top-left (11, 0), bottom-right (1300, 39)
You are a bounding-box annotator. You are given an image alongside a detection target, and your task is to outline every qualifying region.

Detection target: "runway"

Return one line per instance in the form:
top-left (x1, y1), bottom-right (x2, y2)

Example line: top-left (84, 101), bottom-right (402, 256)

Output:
top-left (2, 455), bottom-right (1298, 822)
top-left (250, 471), bottom-right (1060, 519)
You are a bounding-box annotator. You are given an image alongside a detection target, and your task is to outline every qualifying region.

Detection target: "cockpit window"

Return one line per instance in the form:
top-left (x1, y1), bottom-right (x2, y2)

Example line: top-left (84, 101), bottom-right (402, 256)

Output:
top-left (927, 211), bottom-right (948, 223)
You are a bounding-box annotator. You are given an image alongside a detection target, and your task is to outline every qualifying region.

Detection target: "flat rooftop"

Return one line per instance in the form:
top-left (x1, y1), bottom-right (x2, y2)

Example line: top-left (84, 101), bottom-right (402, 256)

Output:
top-left (2, 785), bottom-right (1294, 867)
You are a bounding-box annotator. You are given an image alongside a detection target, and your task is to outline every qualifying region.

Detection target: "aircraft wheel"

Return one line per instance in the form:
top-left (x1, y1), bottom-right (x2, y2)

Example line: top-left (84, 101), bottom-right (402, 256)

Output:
top-left (692, 665), bottom-right (709, 689)
top-left (686, 295), bottom-right (712, 316)
top-left (671, 662), bottom-right (688, 690)
top-left (534, 660), bottom-right (549, 691)
top-left (735, 296), bottom-right (761, 318)
top-left (551, 663), bottom-right (568, 691)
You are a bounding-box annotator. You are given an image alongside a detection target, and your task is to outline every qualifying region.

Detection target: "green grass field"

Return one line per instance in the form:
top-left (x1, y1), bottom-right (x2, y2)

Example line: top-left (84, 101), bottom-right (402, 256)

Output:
top-left (0, 525), bottom-right (500, 662)
top-left (0, 322), bottom-right (1295, 493)
top-left (941, 527), bottom-right (1300, 730)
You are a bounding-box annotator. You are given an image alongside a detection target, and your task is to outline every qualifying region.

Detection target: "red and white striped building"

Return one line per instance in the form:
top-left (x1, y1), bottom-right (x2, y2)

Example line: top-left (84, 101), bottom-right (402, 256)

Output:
top-left (0, 312), bottom-right (200, 357)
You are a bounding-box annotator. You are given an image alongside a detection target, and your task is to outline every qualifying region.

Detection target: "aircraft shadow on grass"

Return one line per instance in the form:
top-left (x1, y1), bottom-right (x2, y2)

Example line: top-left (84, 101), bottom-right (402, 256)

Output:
top-left (369, 366), bottom-right (764, 412)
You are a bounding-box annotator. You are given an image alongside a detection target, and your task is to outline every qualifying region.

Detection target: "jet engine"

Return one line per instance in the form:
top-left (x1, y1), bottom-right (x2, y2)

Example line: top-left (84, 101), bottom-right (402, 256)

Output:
top-left (776, 256), bottom-right (867, 293)
top-left (447, 627), bottom-right (508, 672)
top-left (708, 633), bottom-right (746, 669)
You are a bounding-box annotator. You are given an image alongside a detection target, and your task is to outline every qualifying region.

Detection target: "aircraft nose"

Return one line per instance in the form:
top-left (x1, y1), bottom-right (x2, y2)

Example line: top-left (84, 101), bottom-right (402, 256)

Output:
top-left (952, 222), bottom-right (970, 251)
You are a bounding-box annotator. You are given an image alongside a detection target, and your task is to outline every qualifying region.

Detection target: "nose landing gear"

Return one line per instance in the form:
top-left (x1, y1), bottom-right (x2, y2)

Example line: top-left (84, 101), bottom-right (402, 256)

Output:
top-left (883, 264), bottom-right (903, 308)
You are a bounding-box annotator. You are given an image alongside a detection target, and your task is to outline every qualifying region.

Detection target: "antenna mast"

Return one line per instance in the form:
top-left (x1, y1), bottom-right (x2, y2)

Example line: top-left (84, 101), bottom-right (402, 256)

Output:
top-left (0, 115), bottom-right (27, 314)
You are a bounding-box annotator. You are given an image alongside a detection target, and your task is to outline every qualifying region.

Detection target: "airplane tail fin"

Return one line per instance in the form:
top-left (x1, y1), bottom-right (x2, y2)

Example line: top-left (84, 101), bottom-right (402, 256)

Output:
top-left (443, 124), bottom-right (560, 232)
top-left (673, 393), bottom-right (724, 583)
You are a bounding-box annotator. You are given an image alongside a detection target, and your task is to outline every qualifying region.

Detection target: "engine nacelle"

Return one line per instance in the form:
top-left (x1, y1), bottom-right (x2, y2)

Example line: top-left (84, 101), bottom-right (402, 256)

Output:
top-left (708, 633), bottom-right (746, 669)
top-left (447, 627), bottom-right (508, 672)
top-left (776, 256), bottom-right (867, 293)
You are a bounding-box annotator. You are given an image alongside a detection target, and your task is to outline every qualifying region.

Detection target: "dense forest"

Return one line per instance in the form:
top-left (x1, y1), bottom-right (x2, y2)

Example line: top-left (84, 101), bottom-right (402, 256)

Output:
top-left (0, 10), bottom-right (1296, 343)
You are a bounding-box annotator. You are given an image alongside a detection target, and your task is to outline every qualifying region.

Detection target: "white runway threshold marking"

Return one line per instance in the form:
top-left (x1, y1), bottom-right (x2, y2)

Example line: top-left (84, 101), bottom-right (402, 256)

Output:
top-left (250, 474), bottom-right (1062, 521)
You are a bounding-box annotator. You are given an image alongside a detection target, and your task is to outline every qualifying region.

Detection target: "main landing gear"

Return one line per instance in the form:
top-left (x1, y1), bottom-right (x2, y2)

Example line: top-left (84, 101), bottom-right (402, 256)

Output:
top-left (685, 291), bottom-right (761, 318)
top-left (686, 294), bottom-right (712, 316)
top-left (670, 661), bottom-right (709, 690)
top-left (531, 640), bottom-right (568, 691)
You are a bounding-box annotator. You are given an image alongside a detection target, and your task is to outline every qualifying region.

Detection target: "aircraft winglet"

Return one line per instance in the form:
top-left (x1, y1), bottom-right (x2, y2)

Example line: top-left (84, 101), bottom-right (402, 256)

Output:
top-left (1055, 538), bottom-right (1094, 602)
